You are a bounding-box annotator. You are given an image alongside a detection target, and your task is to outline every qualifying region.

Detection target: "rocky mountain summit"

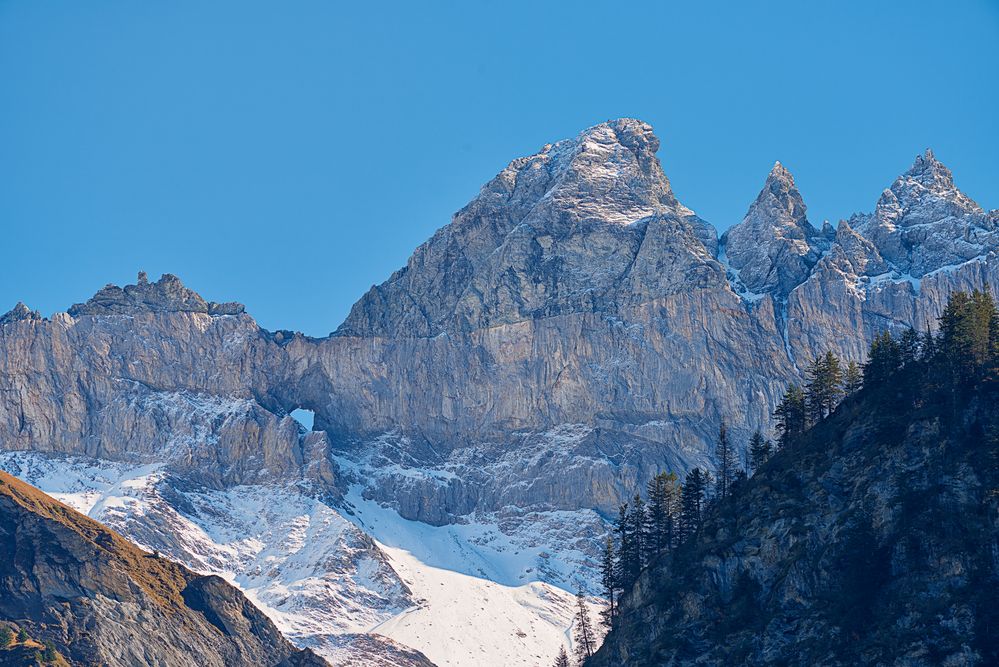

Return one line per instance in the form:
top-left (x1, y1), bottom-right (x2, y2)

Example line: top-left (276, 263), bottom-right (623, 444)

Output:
top-left (721, 161), bottom-right (832, 298)
top-left (0, 118), bottom-right (995, 664)
top-left (0, 303), bottom-right (40, 325)
top-left (0, 470), bottom-right (331, 667)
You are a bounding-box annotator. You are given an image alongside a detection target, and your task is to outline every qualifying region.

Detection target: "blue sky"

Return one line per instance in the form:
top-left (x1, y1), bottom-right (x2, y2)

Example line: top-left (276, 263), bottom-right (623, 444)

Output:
top-left (2, 1), bottom-right (997, 335)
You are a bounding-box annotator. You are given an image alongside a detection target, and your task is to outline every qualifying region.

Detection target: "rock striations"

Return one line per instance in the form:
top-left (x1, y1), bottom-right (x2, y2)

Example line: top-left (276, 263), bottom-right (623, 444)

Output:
top-left (0, 118), bottom-right (996, 663)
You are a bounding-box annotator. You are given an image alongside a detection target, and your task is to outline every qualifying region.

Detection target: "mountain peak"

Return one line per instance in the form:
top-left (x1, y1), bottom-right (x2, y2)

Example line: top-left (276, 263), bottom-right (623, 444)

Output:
top-left (847, 149), bottom-right (988, 277)
top-left (587, 117), bottom-right (660, 155)
top-left (68, 272), bottom-right (245, 318)
top-left (768, 160), bottom-right (791, 181)
top-left (721, 161), bottom-right (818, 295)
top-left (758, 160), bottom-right (804, 209)
top-left (0, 302), bottom-right (42, 324)
top-left (873, 148), bottom-right (983, 225)
top-left (902, 147), bottom-right (954, 188)
top-left (337, 118), bottom-right (712, 337)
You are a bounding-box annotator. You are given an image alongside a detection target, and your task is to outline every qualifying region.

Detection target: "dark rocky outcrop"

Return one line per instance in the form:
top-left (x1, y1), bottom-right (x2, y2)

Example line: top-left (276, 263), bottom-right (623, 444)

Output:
top-left (0, 471), bottom-right (329, 667)
top-left (0, 304), bottom-right (40, 325)
top-left (590, 361), bottom-right (999, 666)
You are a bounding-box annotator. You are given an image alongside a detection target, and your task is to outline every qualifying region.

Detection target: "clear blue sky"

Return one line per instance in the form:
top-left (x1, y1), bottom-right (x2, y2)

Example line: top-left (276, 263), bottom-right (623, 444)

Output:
top-left (2, 1), bottom-right (996, 335)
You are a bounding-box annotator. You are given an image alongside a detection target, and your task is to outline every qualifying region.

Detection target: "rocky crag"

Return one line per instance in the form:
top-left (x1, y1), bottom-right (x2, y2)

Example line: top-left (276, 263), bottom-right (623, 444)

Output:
top-left (0, 119), bottom-right (995, 663)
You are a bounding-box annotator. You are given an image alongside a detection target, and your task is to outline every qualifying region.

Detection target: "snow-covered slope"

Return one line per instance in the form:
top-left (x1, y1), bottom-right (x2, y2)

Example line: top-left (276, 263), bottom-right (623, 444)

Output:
top-left (0, 451), bottom-right (601, 666)
top-left (344, 484), bottom-right (605, 665)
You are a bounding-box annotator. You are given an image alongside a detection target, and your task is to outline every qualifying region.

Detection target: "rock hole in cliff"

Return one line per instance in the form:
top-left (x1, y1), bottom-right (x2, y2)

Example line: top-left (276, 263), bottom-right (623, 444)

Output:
top-left (290, 408), bottom-right (315, 431)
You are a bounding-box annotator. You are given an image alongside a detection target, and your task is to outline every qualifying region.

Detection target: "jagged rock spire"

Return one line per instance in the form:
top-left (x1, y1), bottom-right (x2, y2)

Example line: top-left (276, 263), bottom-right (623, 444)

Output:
top-left (721, 161), bottom-right (821, 296)
top-left (0, 302), bottom-right (42, 325)
top-left (879, 148), bottom-right (981, 221)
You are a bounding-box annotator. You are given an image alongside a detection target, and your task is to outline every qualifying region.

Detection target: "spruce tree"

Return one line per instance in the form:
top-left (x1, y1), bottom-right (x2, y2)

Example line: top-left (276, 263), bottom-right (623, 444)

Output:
top-left (748, 430), bottom-right (772, 475)
top-left (806, 352), bottom-right (843, 421)
top-left (620, 495), bottom-right (647, 584)
top-left (843, 360), bottom-right (863, 394)
top-left (645, 471), bottom-right (679, 560)
top-left (823, 351), bottom-right (844, 411)
top-left (680, 468), bottom-right (708, 537)
top-left (599, 535), bottom-right (617, 625)
top-left (614, 502), bottom-right (637, 589)
top-left (715, 421), bottom-right (738, 499)
top-left (774, 384), bottom-right (806, 449)
top-left (0, 626), bottom-right (12, 648)
top-left (572, 591), bottom-right (597, 662)
top-left (553, 645), bottom-right (570, 667)
top-left (938, 290), bottom-right (999, 385)
top-left (898, 328), bottom-right (921, 366)
top-left (42, 641), bottom-right (57, 662)
top-left (16, 627), bottom-right (27, 644)
top-left (864, 331), bottom-right (902, 385)
top-left (804, 356), bottom-right (824, 424)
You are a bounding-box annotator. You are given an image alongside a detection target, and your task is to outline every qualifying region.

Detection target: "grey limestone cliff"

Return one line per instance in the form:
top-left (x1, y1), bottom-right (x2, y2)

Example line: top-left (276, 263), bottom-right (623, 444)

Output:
top-left (0, 119), bottom-right (996, 528)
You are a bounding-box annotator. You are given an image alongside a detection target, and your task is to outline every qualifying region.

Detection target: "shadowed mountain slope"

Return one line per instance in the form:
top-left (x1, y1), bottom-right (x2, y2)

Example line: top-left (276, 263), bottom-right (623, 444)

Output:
top-left (0, 470), bottom-right (333, 667)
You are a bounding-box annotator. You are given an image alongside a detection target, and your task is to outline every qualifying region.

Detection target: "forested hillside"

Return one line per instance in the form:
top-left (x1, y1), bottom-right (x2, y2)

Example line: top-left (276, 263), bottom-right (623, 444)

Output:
top-left (586, 291), bottom-right (999, 666)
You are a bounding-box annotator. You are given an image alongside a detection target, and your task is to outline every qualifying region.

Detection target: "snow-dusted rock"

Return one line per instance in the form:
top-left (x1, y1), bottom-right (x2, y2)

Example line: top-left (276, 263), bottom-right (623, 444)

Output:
top-left (1, 119), bottom-right (997, 665)
top-left (851, 149), bottom-right (994, 277)
top-left (721, 161), bottom-right (827, 297)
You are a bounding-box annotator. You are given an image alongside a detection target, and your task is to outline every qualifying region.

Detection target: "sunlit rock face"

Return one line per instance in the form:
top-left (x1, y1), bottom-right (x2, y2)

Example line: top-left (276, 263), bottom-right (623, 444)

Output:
top-left (721, 161), bottom-right (829, 298)
top-left (0, 118), bottom-right (996, 664)
top-left (1, 120), bottom-right (996, 520)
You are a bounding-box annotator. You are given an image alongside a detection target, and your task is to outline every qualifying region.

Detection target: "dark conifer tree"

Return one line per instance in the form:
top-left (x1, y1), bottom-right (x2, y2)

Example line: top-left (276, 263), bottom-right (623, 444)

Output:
top-left (843, 360), bottom-right (863, 394)
top-left (806, 352), bottom-right (843, 421)
top-left (645, 471), bottom-right (679, 560)
top-left (553, 645), bottom-right (570, 667)
top-left (42, 641), bottom-right (57, 662)
top-left (898, 328), bottom-right (921, 366)
top-left (599, 535), bottom-right (617, 625)
top-left (680, 468), bottom-right (708, 537)
top-left (715, 421), bottom-right (738, 499)
top-left (774, 384), bottom-right (806, 449)
top-left (572, 591), bottom-right (597, 662)
top-left (626, 494), bottom-right (647, 578)
top-left (864, 331), bottom-right (902, 386)
top-left (0, 626), bottom-right (12, 648)
top-left (938, 290), bottom-right (999, 385)
top-left (748, 430), bottom-right (773, 475)
top-left (614, 503), bottom-right (632, 588)
top-left (920, 327), bottom-right (937, 362)
top-left (16, 627), bottom-right (27, 643)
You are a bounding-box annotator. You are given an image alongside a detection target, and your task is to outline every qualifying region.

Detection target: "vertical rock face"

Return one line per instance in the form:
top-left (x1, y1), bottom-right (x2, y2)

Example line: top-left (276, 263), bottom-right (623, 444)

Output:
top-left (721, 162), bottom-right (827, 298)
top-left (0, 122), bottom-right (995, 520)
top-left (0, 119), bottom-right (996, 664)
